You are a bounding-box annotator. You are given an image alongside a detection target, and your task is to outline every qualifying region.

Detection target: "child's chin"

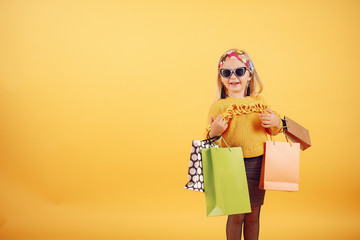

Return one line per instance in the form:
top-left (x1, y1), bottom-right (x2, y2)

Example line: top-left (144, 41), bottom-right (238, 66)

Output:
top-left (228, 89), bottom-right (244, 95)
top-left (229, 86), bottom-right (242, 90)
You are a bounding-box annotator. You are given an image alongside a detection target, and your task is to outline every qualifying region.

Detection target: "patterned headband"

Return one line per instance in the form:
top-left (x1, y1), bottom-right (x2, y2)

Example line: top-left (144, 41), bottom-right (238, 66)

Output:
top-left (218, 49), bottom-right (255, 74)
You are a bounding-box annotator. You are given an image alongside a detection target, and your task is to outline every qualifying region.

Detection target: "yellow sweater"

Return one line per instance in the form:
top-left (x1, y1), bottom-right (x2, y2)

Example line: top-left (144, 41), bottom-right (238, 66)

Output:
top-left (205, 95), bottom-right (283, 158)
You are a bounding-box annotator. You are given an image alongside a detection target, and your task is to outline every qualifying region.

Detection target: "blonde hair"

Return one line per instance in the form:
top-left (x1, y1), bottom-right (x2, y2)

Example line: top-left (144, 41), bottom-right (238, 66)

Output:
top-left (215, 48), bottom-right (264, 101)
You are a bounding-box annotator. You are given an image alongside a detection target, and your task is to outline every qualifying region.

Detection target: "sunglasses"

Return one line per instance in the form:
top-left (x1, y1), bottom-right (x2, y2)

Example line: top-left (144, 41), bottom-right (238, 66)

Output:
top-left (219, 67), bottom-right (247, 78)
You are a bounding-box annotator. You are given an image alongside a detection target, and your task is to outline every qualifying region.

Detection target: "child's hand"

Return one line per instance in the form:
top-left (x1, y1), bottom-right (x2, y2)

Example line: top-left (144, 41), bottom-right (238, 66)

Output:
top-left (209, 114), bottom-right (228, 137)
top-left (259, 109), bottom-right (280, 128)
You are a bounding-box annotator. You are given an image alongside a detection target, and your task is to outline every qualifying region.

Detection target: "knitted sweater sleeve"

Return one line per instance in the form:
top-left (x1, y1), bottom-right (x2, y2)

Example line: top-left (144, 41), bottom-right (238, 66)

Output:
top-left (203, 101), bottom-right (221, 140)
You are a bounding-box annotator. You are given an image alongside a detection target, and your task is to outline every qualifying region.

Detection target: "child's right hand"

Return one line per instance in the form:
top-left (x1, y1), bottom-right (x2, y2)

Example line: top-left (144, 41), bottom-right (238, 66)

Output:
top-left (209, 114), bottom-right (228, 137)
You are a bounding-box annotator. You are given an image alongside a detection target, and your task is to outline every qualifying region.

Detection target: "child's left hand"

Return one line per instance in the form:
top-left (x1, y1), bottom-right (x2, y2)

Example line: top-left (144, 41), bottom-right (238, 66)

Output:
top-left (259, 109), bottom-right (280, 128)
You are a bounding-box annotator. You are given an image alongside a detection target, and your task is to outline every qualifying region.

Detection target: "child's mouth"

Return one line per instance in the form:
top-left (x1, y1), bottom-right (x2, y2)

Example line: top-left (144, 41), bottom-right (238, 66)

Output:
top-left (230, 82), bottom-right (240, 86)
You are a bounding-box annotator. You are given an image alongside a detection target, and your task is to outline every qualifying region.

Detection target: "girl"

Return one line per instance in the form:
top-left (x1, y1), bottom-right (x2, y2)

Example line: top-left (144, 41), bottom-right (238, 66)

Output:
top-left (205, 49), bottom-right (283, 240)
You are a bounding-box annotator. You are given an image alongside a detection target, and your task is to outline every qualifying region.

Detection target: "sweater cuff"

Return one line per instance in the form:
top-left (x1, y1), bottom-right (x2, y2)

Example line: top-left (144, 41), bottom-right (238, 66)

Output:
top-left (267, 117), bottom-right (283, 135)
top-left (204, 126), bottom-right (222, 145)
top-left (204, 125), bottom-right (211, 139)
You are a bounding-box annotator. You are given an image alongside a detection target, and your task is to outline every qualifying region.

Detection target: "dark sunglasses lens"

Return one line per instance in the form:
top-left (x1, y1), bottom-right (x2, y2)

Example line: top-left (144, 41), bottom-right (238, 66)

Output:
top-left (221, 69), bottom-right (231, 78)
top-left (235, 68), bottom-right (246, 77)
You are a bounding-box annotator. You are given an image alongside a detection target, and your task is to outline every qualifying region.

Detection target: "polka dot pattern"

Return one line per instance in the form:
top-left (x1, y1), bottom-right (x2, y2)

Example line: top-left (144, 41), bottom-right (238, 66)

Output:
top-left (184, 140), bottom-right (211, 192)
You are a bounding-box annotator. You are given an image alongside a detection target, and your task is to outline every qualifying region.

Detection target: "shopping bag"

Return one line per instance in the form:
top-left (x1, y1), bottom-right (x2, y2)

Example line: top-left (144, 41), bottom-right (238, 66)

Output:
top-left (259, 135), bottom-right (300, 191)
top-left (202, 136), bottom-right (251, 217)
top-left (184, 136), bottom-right (220, 192)
top-left (283, 116), bottom-right (311, 150)
top-left (184, 140), bottom-right (210, 192)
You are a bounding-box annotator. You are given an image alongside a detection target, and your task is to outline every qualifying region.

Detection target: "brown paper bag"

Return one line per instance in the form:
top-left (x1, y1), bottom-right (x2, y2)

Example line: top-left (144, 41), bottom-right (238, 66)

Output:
top-left (259, 139), bottom-right (300, 191)
top-left (283, 116), bottom-right (311, 151)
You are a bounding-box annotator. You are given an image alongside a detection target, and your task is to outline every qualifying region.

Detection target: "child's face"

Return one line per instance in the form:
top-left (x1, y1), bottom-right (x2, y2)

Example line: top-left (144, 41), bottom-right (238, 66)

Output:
top-left (220, 57), bottom-right (252, 97)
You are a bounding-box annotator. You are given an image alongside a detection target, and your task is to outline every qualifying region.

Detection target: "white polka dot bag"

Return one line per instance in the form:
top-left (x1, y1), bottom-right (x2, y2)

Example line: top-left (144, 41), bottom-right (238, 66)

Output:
top-left (184, 137), bottom-right (219, 192)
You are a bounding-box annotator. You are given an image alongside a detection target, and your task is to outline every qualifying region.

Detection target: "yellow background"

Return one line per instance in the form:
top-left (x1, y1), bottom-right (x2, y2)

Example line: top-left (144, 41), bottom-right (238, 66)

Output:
top-left (0, 0), bottom-right (359, 239)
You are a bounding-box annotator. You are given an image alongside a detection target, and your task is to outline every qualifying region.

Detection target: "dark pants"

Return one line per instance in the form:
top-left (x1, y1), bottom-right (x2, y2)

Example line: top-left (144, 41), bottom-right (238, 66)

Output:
top-left (244, 155), bottom-right (265, 206)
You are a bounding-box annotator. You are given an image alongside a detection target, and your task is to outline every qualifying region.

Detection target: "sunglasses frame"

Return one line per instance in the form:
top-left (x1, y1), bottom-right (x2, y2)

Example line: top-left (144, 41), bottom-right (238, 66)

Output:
top-left (219, 67), bottom-right (247, 78)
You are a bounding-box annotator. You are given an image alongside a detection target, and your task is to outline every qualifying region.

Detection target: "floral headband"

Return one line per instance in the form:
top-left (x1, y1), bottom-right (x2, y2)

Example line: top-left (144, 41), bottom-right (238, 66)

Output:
top-left (218, 49), bottom-right (255, 74)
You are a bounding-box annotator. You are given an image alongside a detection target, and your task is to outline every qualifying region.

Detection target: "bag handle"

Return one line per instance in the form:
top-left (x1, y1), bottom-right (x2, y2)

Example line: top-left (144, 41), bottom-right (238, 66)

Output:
top-left (219, 135), bottom-right (232, 152)
top-left (203, 133), bottom-right (231, 152)
top-left (267, 128), bottom-right (292, 147)
top-left (202, 134), bottom-right (221, 147)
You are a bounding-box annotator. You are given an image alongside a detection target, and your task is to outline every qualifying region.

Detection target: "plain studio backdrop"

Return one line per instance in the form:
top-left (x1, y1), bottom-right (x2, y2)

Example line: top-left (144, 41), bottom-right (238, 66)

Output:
top-left (0, 0), bottom-right (359, 239)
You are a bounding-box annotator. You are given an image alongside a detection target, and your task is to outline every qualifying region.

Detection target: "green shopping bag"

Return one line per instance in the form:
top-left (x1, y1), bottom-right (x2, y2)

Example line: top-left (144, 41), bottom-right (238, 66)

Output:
top-left (202, 136), bottom-right (251, 217)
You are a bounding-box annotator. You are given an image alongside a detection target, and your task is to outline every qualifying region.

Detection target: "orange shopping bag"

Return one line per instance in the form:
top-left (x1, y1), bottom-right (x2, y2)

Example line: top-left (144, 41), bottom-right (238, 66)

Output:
top-left (259, 134), bottom-right (300, 191)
